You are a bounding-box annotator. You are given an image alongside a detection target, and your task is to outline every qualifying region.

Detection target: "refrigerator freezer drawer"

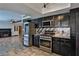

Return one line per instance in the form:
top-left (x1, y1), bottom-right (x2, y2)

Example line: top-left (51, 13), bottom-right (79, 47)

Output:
top-left (24, 35), bottom-right (29, 46)
top-left (24, 40), bottom-right (29, 46)
top-left (24, 36), bottom-right (29, 40)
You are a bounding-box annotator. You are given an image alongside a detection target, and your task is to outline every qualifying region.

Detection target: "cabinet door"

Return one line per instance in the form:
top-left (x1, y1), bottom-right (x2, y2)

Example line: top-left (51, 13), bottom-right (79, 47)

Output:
top-left (70, 11), bottom-right (76, 55)
top-left (54, 16), bottom-right (61, 27)
top-left (61, 14), bottom-right (70, 27)
top-left (70, 12), bottom-right (76, 35)
top-left (60, 39), bottom-right (71, 56)
top-left (54, 20), bottom-right (60, 27)
top-left (76, 12), bottom-right (79, 33)
top-left (53, 38), bottom-right (61, 53)
top-left (76, 12), bottom-right (79, 55)
top-left (51, 20), bottom-right (55, 27)
top-left (34, 35), bottom-right (40, 47)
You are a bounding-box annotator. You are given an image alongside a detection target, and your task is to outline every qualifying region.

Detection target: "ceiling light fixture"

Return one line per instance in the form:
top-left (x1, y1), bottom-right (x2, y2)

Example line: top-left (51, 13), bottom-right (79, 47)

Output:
top-left (43, 3), bottom-right (49, 8)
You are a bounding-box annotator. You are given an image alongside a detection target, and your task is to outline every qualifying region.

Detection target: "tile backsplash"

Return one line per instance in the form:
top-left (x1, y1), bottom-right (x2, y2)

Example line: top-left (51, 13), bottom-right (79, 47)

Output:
top-left (36, 28), bottom-right (70, 37)
top-left (54, 28), bottom-right (70, 36)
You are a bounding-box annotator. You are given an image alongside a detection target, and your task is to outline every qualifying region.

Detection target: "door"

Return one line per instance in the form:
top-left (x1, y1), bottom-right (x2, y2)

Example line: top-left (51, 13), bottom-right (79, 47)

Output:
top-left (18, 26), bottom-right (22, 36)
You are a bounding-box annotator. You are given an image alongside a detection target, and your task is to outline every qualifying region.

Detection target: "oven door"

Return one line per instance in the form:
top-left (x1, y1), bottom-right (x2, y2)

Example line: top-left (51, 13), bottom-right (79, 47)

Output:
top-left (40, 39), bottom-right (51, 48)
top-left (40, 39), bottom-right (52, 53)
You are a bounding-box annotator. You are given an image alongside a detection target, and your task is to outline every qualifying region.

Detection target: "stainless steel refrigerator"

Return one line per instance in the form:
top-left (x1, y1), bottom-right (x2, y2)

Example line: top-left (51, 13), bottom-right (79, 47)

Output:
top-left (23, 22), bottom-right (35, 47)
top-left (23, 22), bottom-right (29, 46)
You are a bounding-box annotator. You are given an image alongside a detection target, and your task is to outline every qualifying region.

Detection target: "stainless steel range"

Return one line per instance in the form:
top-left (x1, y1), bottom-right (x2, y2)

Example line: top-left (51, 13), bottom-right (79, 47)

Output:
top-left (39, 35), bottom-right (52, 53)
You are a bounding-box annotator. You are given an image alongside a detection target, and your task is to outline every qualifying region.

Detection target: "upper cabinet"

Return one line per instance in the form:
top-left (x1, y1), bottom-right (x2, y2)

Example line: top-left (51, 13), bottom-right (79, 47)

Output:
top-left (53, 13), bottom-right (70, 28)
top-left (60, 14), bottom-right (70, 27)
top-left (53, 15), bottom-right (61, 27)
top-left (33, 18), bottom-right (43, 28)
top-left (33, 13), bottom-right (70, 28)
top-left (42, 16), bottom-right (54, 28)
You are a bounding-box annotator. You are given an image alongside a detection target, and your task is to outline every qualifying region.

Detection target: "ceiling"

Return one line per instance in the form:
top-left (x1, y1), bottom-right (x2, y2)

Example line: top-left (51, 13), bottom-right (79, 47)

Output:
top-left (25, 3), bottom-right (70, 14)
top-left (0, 3), bottom-right (42, 20)
top-left (0, 3), bottom-right (79, 20)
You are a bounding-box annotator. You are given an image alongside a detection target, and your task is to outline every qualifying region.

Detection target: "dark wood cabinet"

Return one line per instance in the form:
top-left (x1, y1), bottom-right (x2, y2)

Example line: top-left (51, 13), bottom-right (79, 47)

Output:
top-left (53, 38), bottom-right (61, 53)
top-left (33, 13), bottom-right (70, 28)
top-left (54, 16), bottom-right (61, 27)
top-left (70, 10), bottom-right (76, 56)
top-left (53, 13), bottom-right (70, 28)
top-left (60, 39), bottom-right (71, 56)
top-left (70, 11), bottom-right (76, 35)
top-left (70, 8), bottom-right (79, 56)
top-left (75, 11), bottom-right (79, 55)
top-left (52, 37), bottom-right (72, 56)
top-left (76, 12), bottom-right (79, 33)
top-left (33, 18), bottom-right (43, 28)
top-left (32, 35), bottom-right (40, 47)
top-left (60, 14), bottom-right (70, 27)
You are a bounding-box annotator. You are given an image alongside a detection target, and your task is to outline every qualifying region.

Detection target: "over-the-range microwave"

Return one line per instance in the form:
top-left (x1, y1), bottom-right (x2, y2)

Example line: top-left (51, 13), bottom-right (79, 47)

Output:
top-left (42, 20), bottom-right (54, 27)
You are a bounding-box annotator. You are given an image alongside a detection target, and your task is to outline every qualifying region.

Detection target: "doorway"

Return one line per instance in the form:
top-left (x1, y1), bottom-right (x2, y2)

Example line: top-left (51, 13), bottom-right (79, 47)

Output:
top-left (18, 26), bottom-right (22, 36)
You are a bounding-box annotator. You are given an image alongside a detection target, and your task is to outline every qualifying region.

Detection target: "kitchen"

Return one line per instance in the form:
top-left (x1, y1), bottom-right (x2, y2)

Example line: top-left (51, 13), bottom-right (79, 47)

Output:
top-left (23, 12), bottom-right (74, 56)
top-left (22, 3), bottom-right (79, 55)
top-left (0, 3), bottom-right (79, 56)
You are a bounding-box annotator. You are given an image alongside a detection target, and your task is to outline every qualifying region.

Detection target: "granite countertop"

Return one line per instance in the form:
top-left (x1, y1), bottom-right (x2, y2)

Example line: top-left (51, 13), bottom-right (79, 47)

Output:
top-left (35, 33), bottom-right (70, 39)
top-left (52, 35), bottom-right (70, 39)
top-left (52, 33), bottom-right (70, 39)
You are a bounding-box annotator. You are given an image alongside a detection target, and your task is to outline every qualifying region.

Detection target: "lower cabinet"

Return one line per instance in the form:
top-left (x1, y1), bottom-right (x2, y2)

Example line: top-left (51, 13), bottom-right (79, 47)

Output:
top-left (60, 39), bottom-right (71, 56)
top-left (53, 38), bottom-right (61, 53)
top-left (52, 37), bottom-right (72, 56)
top-left (32, 35), bottom-right (40, 47)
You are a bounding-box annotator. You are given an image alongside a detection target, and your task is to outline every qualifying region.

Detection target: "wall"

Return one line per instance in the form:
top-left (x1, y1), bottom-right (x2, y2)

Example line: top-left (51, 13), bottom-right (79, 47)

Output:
top-left (11, 24), bottom-right (19, 36)
top-left (11, 22), bottom-right (23, 36)
top-left (0, 10), bottom-right (23, 36)
top-left (0, 21), bottom-right (21, 36)
top-left (0, 21), bottom-right (11, 29)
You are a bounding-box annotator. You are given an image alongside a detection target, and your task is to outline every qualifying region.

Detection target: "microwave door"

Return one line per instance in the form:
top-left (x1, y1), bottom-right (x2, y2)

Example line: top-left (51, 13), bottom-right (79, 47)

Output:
top-left (42, 21), bottom-right (50, 27)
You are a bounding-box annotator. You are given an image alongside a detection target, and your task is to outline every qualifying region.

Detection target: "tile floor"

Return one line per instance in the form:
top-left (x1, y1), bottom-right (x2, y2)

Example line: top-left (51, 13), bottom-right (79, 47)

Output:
top-left (0, 36), bottom-right (60, 56)
top-left (7, 46), bottom-right (60, 56)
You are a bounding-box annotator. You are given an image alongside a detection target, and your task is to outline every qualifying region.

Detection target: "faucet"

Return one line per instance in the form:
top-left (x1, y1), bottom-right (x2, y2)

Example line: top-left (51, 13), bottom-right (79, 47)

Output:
top-left (62, 30), bottom-right (64, 34)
